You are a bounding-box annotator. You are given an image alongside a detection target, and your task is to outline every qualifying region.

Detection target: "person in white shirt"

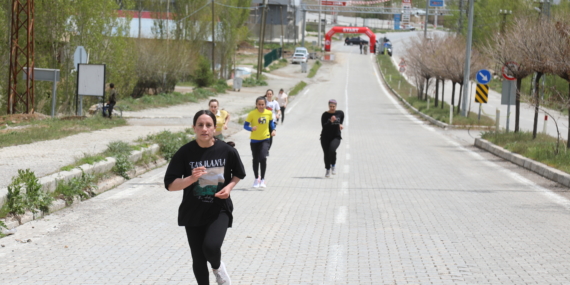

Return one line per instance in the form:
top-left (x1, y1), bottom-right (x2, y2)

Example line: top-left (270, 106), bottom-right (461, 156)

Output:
top-left (265, 89), bottom-right (280, 155)
top-left (277, 88), bottom-right (288, 124)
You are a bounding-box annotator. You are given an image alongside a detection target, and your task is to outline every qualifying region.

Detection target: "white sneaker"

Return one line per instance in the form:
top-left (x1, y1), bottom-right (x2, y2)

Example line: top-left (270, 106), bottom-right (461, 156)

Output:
top-left (260, 179), bottom-right (266, 188)
top-left (213, 261), bottom-right (231, 285)
top-left (253, 178), bottom-right (260, 188)
top-left (325, 169), bottom-right (330, 178)
top-left (331, 166), bottom-right (336, 175)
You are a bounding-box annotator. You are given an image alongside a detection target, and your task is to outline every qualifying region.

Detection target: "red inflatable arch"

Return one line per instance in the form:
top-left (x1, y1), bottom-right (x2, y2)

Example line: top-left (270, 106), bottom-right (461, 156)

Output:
top-left (325, 26), bottom-right (376, 53)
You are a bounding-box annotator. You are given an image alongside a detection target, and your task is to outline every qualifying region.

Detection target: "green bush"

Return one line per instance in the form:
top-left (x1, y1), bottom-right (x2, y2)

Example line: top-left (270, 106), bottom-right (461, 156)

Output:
top-left (242, 77), bottom-right (268, 87)
top-left (145, 129), bottom-right (194, 161)
top-left (54, 171), bottom-right (96, 205)
top-left (6, 169), bottom-right (53, 216)
top-left (194, 56), bottom-right (215, 87)
top-left (106, 141), bottom-right (133, 157)
top-left (113, 154), bottom-right (134, 180)
top-left (213, 79), bottom-right (229, 93)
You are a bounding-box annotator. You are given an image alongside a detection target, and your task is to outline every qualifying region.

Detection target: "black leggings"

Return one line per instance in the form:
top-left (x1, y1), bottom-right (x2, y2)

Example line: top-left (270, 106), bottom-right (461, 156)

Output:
top-left (251, 140), bottom-right (270, 179)
top-left (185, 212), bottom-right (229, 285)
top-left (321, 138), bottom-right (341, 170)
top-left (280, 106), bottom-right (286, 123)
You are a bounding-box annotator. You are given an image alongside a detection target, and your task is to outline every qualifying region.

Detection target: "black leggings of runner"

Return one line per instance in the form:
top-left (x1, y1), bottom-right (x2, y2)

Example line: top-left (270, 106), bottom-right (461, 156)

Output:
top-left (320, 138), bottom-right (341, 170)
top-left (280, 106), bottom-right (286, 123)
top-left (185, 211), bottom-right (229, 285)
top-left (251, 140), bottom-right (269, 179)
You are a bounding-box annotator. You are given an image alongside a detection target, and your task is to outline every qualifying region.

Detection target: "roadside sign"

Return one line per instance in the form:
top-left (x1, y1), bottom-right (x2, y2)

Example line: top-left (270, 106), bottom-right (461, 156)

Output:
top-left (501, 80), bottom-right (516, 105)
top-left (73, 46), bottom-right (88, 70)
top-left (475, 84), bottom-right (488, 103)
top-left (502, 62), bottom-right (518, 81)
top-left (476, 69), bottom-right (491, 85)
top-left (429, 0), bottom-right (444, 7)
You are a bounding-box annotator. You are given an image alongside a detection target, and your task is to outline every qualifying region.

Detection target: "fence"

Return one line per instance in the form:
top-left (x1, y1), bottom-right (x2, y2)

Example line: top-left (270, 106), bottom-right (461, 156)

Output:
top-left (264, 48), bottom-right (282, 68)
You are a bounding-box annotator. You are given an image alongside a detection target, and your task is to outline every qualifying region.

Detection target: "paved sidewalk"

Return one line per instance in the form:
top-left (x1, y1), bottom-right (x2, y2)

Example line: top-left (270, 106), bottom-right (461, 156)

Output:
top-left (0, 62), bottom-right (315, 190)
top-left (1, 41), bottom-right (569, 284)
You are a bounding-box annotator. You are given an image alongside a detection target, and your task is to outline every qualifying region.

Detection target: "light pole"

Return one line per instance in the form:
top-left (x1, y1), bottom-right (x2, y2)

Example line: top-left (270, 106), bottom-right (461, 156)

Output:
top-left (499, 9), bottom-right (512, 34)
top-left (318, 0), bottom-right (322, 48)
top-left (461, 0), bottom-right (475, 117)
top-left (424, 0), bottom-right (429, 38)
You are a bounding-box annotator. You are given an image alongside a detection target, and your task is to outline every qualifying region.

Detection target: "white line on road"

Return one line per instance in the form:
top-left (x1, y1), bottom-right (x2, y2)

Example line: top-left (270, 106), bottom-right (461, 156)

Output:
top-left (341, 181), bottom-right (348, 195)
top-left (346, 153), bottom-right (350, 160)
top-left (336, 206), bottom-right (347, 224)
top-left (344, 60), bottom-right (349, 127)
top-left (372, 58), bottom-right (570, 211)
top-left (327, 244), bottom-right (345, 282)
top-left (343, 165), bottom-right (349, 174)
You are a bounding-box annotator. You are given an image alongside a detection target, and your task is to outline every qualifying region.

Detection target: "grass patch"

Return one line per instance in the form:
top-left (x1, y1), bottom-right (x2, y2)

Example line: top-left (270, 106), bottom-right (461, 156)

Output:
top-left (53, 171), bottom-right (97, 205)
top-left (308, 60), bottom-right (322, 78)
top-left (118, 89), bottom-right (217, 112)
top-left (482, 131), bottom-right (570, 174)
top-left (242, 76), bottom-right (268, 87)
top-left (267, 58), bottom-right (288, 72)
top-left (142, 129), bottom-right (195, 161)
top-left (376, 54), bottom-right (494, 126)
top-left (0, 116), bottom-right (127, 148)
top-left (289, 81), bottom-right (308, 97)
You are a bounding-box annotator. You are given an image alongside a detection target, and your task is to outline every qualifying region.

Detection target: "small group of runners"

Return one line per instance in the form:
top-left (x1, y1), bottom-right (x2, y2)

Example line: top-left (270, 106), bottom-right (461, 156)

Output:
top-left (163, 92), bottom-right (344, 285)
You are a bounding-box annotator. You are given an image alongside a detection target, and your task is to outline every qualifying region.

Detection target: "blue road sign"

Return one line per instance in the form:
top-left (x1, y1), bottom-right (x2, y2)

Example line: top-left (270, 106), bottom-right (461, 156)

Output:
top-left (429, 0), bottom-right (444, 7)
top-left (394, 14), bottom-right (401, 30)
top-left (476, 69), bottom-right (491, 85)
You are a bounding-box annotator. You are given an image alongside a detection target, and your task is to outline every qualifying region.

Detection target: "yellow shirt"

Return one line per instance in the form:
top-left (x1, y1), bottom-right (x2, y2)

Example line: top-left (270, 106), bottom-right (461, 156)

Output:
top-left (215, 110), bottom-right (229, 133)
top-left (246, 109), bottom-right (273, 141)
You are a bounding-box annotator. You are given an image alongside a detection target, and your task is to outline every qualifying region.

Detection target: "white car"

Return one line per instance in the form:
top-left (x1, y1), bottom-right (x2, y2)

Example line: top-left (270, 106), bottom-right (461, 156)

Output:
top-left (291, 53), bottom-right (308, 64)
top-left (294, 47), bottom-right (309, 58)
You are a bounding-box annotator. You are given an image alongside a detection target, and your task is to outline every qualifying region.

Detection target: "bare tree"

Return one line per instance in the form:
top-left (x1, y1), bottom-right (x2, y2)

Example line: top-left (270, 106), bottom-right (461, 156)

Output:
top-left (509, 15), bottom-right (556, 139)
top-left (550, 17), bottom-right (570, 148)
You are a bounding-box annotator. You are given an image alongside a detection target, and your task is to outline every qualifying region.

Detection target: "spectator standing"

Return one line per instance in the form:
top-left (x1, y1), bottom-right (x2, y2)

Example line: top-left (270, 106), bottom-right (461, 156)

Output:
top-left (107, 83), bottom-right (117, 119)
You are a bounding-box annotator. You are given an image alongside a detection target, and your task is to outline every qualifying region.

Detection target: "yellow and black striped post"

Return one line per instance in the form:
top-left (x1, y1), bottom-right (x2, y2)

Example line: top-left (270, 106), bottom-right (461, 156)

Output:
top-left (475, 84), bottom-right (489, 103)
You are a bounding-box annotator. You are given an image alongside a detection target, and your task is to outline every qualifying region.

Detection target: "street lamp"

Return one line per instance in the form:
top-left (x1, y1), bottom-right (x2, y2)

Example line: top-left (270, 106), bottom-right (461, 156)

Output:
top-left (498, 9), bottom-right (512, 34)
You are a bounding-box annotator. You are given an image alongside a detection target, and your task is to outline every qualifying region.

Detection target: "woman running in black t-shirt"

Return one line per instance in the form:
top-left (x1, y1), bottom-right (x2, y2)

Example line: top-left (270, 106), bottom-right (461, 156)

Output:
top-left (320, 99), bottom-right (344, 178)
top-left (164, 110), bottom-right (246, 285)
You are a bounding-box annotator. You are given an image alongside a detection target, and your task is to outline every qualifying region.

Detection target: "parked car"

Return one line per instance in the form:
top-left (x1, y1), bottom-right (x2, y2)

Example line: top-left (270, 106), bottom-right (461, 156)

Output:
top-left (291, 53), bottom-right (308, 64)
top-left (344, 36), bottom-right (368, 46)
top-left (400, 25), bottom-right (416, 31)
top-left (294, 47), bottom-right (309, 58)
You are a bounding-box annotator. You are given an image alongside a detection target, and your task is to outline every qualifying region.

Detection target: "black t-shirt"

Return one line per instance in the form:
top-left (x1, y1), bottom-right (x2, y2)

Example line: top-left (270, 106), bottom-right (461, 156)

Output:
top-left (164, 140), bottom-right (246, 227)
top-left (321, 111), bottom-right (344, 141)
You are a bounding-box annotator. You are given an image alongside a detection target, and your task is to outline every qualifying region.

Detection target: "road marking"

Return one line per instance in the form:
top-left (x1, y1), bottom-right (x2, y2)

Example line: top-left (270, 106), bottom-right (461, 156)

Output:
top-left (343, 165), bottom-right (349, 174)
top-left (341, 181), bottom-right (348, 195)
top-left (344, 59), bottom-right (349, 127)
top-left (335, 206), bottom-right (347, 224)
top-left (346, 153), bottom-right (350, 160)
top-left (346, 144), bottom-right (349, 149)
top-left (327, 244), bottom-right (345, 282)
top-left (285, 88), bottom-right (310, 114)
top-left (372, 61), bottom-right (570, 211)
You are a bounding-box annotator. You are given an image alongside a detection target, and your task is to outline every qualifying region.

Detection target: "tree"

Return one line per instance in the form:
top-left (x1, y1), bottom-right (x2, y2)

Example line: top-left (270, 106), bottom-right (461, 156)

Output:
top-left (550, 17), bottom-right (570, 148)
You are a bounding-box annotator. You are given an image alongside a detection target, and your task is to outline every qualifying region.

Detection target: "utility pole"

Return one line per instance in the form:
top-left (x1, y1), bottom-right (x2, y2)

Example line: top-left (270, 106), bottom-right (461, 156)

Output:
top-left (458, 0), bottom-right (463, 33)
top-left (318, 0), bottom-right (322, 48)
top-left (301, 9), bottom-right (306, 47)
top-left (424, 0), bottom-right (429, 38)
top-left (257, 0), bottom-right (268, 80)
top-left (211, 0), bottom-right (215, 77)
top-left (461, 0), bottom-right (475, 117)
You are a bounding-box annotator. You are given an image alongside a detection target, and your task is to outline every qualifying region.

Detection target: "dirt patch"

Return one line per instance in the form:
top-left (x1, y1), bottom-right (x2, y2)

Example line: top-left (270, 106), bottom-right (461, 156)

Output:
top-left (0, 113), bottom-right (49, 125)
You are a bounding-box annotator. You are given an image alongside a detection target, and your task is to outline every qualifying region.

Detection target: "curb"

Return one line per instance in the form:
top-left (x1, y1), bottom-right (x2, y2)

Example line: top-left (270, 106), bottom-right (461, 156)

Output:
top-left (474, 138), bottom-right (570, 187)
top-left (0, 144), bottom-right (164, 230)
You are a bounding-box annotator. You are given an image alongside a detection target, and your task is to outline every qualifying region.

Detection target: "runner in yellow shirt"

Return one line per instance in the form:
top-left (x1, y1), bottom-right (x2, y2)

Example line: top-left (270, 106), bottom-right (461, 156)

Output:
top-left (209, 99), bottom-right (230, 141)
top-left (244, 97), bottom-right (276, 188)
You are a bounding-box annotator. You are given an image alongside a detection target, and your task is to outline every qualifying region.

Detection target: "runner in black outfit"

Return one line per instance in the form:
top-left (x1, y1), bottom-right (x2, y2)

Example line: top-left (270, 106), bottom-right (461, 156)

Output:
top-left (164, 110), bottom-right (246, 285)
top-left (320, 99), bottom-right (344, 178)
